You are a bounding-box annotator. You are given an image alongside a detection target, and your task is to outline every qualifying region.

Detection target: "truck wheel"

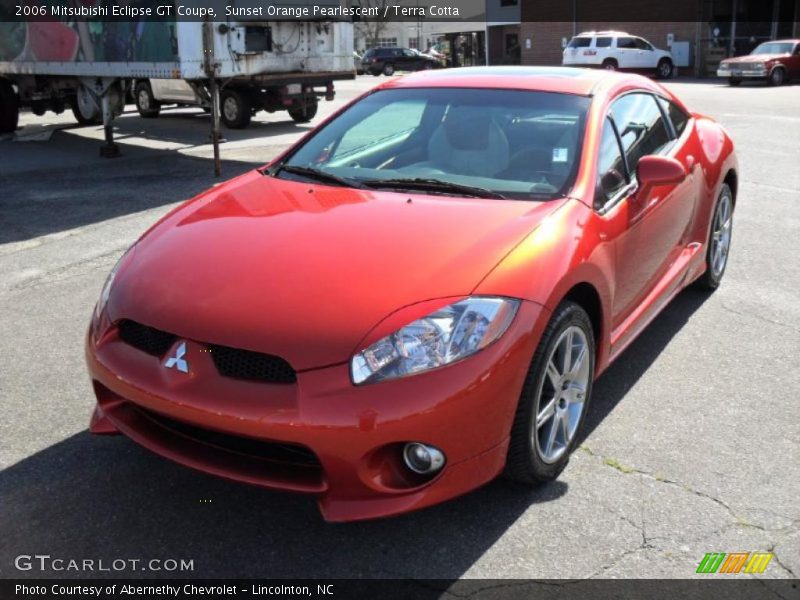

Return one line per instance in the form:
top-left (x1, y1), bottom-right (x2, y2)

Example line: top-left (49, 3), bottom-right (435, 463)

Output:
top-left (288, 100), bottom-right (318, 124)
top-left (220, 89), bottom-right (251, 129)
top-left (656, 58), bottom-right (673, 79)
top-left (135, 82), bottom-right (160, 118)
top-left (71, 85), bottom-right (102, 125)
top-left (0, 78), bottom-right (19, 134)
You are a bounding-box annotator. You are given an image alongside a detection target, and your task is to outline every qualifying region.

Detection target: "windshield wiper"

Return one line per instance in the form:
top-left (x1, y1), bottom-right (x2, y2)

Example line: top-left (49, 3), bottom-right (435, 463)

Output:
top-left (272, 165), bottom-right (366, 189)
top-left (361, 177), bottom-right (507, 199)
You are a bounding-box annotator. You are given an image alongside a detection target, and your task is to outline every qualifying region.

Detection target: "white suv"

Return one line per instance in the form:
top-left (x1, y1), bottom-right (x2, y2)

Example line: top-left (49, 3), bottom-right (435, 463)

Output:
top-left (562, 31), bottom-right (674, 79)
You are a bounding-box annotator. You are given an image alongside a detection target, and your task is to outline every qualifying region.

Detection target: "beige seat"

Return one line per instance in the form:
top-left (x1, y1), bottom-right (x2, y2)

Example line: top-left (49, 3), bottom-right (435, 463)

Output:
top-left (424, 106), bottom-right (510, 178)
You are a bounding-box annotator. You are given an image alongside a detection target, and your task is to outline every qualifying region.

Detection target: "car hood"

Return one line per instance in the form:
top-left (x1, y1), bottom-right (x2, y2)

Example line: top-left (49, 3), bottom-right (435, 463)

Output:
top-left (722, 54), bottom-right (785, 64)
top-left (110, 171), bottom-right (564, 370)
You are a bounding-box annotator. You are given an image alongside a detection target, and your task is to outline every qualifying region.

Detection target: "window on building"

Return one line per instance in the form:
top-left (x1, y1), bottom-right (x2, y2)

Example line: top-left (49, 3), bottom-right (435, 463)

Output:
top-left (500, 0), bottom-right (519, 6)
top-left (375, 37), bottom-right (398, 48)
top-left (610, 93), bottom-right (672, 173)
top-left (596, 117), bottom-right (629, 209)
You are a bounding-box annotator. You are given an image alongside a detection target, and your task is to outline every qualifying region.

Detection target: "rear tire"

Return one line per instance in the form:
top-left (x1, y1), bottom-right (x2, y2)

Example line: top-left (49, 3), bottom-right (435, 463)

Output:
top-left (288, 100), bottom-right (318, 123)
top-left (694, 183), bottom-right (733, 291)
top-left (71, 85), bottom-right (102, 125)
top-left (0, 78), bottom-right (19, 134)
top-left (602, 59), bottom-right (618, 71)
top-left (219, 89), bottom-right (252, 129)
top-left (656, 58), bottom-right (673, 79)
top-left (728, 77), bottom-right (742, 86)
top-left (504, 302), bottom-right (595, 485)
top-left (134, 81), bottom-right (160, 118)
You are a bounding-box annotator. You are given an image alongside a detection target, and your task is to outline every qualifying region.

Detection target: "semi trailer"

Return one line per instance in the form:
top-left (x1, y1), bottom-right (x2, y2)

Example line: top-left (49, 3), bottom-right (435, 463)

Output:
top-left (0, 9), bottom-right (354, 151)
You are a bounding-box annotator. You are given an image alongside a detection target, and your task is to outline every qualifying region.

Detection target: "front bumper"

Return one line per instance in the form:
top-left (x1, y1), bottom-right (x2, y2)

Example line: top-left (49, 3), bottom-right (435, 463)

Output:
top-left (86, 301), bottom-right (548, 521)
top-left (717, 66), bottom-right (767, 78)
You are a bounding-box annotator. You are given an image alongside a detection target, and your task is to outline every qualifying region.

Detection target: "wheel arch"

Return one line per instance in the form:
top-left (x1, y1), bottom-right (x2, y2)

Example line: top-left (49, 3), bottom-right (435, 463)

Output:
top-left (723, 169), bottom-right (738, 206)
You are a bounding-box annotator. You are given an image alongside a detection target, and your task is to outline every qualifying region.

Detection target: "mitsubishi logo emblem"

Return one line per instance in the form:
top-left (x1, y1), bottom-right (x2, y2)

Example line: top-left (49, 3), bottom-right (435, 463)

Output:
top-left (164, 341), bottom-right (189, 373)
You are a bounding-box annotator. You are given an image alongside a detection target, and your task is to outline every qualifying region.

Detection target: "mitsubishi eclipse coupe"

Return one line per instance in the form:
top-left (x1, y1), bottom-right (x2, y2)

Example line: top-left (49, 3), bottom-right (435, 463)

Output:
top-left (86, 67), bottom-right (737, 522)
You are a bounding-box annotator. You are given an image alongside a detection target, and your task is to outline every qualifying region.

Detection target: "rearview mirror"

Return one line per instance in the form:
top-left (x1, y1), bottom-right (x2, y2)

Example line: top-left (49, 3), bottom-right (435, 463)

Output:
top-left (636, 155), bottom-right (686, 195)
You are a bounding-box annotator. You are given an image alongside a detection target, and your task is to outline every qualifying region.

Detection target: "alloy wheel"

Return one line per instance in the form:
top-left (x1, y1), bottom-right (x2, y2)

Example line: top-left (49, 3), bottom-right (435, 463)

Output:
top-left (710, 191), bottom-right (733, 278)
top-left (532, 326), bottom-right (591, 464)
top-left (223, 97), bottom-right (239, 122)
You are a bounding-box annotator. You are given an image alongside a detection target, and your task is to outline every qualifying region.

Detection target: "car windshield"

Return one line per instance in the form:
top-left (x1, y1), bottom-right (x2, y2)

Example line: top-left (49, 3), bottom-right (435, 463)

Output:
top-left (751, 42), bottom-right (794, 55)
top-left (276, 88), bottom-right (590, 200)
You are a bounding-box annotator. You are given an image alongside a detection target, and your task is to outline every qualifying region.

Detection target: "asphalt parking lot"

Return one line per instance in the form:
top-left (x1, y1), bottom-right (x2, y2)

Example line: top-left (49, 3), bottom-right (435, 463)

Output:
top-left (1, 74), bottom-right (798, 581)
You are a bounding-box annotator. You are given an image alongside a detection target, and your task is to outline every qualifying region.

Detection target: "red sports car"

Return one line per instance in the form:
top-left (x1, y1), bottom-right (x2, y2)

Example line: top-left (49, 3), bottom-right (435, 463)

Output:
top-left (86, 67), bottom-right (737, 522)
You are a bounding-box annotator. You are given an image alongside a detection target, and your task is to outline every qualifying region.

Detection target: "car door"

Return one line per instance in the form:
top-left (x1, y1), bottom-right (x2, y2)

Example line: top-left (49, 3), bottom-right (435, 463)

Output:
top-left (401, 49), bottom-right (421, 70)
top-left (789, 43), bottom-right (800, 78)
top-left (598, 92), bottom-right (695, 331)
top-left (634, 38), bottom-right (658, 69)
top-left (614, 36), bottom-right (639, 69)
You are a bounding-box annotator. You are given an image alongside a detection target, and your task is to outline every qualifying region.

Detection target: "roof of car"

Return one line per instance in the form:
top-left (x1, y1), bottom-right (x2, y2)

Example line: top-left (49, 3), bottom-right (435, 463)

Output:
top-left (379, 66), bottom-right (659, 97)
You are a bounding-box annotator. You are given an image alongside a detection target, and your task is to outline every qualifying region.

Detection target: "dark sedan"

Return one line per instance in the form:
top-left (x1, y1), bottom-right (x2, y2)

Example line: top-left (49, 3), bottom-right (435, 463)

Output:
top-left (362, 47), bottom-right (440, 76)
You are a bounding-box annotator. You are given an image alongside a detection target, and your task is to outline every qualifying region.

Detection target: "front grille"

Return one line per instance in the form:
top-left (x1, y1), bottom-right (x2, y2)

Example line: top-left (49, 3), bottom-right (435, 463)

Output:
top-left (118, 320), bottom-right (177, 357)
top-left (116, 320), bottom-right (297, 384)
top-left (210, 345), bottom-right (296, 384)
top-left (137, 406), bottom-right (321, 468)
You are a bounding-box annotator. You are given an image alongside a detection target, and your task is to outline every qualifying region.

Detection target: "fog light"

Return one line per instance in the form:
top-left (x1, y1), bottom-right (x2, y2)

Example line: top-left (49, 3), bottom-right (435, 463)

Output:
top-left (403, 442), bottom-right (445, 475)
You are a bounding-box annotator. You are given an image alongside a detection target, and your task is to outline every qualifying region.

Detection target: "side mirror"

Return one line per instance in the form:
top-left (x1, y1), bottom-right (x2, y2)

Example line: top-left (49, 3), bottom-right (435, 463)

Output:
top-left (636, 155), bottom-right (686, 196)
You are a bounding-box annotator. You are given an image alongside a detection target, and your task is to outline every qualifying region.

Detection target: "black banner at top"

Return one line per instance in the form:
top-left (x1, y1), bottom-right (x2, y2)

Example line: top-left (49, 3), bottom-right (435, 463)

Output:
top-left (1, 0), bottom-right (798, 22)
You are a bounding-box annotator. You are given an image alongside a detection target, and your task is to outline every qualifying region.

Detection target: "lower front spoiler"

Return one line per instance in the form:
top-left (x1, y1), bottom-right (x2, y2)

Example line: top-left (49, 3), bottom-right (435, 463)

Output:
top-left (90, 397), bottom-right (509, 522)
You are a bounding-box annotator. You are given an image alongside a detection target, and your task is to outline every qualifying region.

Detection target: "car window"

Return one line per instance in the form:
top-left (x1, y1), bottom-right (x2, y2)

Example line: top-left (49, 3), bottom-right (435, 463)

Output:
top-left (634, 38), bottom-right (654, 51)
top-left (281, 88), bottom-right (591, 200)
top-left (610, 93), bottom-right (672, 173)
top-left (596, 118), bottom-right (629, 209)
top-left (332, 99), bottom-right (427, 160)
top-left (616, 37), bottom-right (637, 49)
top-left (595, 37), bottom-right (612, 48)
top-left (568, 37), bottom-right (592, 48)
top-left (657, 97), bottom-right (690, 137)
top-left (402, 49), bottom-right (416, 57)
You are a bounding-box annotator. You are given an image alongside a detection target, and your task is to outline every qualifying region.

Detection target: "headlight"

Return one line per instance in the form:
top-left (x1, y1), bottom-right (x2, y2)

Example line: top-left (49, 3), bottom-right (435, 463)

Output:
top-left (94, 245), bottom-right (135, 320)
top-left (751, 62), bottom-right (765, 70)
top-left (351, 297), bottom-right (520, 385)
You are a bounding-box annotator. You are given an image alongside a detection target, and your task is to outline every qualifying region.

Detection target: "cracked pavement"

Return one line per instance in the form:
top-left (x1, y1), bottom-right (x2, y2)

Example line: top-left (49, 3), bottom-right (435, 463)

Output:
top-left (0, 78), bottom-right (798, 580)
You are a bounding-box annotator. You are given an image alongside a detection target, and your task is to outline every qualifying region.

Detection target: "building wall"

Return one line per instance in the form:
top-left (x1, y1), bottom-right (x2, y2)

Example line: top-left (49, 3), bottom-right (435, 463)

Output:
top-left (487, 0), bottom-right (521, 24)
top-left (518, 21), bottom-right (699, 68)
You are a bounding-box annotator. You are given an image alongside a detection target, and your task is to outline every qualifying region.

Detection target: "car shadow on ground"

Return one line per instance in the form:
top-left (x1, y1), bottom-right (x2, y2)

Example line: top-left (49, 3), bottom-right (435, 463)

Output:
top-left (0, 288), bottom-right (711, 579)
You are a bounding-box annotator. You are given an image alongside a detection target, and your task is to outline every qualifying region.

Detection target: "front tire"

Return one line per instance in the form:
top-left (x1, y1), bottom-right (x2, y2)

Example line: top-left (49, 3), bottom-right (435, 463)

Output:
top-left (383, 63), bottom-right (395, 76)
top-left (656, 58), bottom-right (673, 79)
top-left (694, 183), bottom-right (733, 290)
top-left (219, 89), bottom-right (252, 129)
top-left (134, 81), bottom-right (160, 118)
top-left (728, 77), bottom-right (742, 86)
top-left (505, 302), bottom-right (595, 484)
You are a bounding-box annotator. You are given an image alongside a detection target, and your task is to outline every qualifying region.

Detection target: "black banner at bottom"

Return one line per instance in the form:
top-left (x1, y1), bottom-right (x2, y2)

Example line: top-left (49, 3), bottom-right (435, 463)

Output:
top-left (2, 579), bottom-right (799, 600)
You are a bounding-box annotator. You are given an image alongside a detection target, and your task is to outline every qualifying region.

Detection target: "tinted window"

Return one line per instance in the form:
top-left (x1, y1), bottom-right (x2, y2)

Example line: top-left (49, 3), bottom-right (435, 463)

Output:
top-left (568, 37), bottom-right (592, 48)
top-left (596, 37), bottom-right (612, 48)
top-left (657, 97), bottom-right (689, 137)
top-left (616, 37), bottom-right (637, 49)
top-left (282, 88), bottom-right (591, 200)
top-left (634, 38), bottom-right (654, 51)
top-left (610, 93), bottom-right (671, 173)
top-left (596, 118), bottom-right (628, 208)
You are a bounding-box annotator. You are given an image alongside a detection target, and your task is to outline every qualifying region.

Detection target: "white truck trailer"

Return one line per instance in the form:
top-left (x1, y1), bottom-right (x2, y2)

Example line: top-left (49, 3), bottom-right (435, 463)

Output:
top-left (0, 8), bottom-right (354, 157)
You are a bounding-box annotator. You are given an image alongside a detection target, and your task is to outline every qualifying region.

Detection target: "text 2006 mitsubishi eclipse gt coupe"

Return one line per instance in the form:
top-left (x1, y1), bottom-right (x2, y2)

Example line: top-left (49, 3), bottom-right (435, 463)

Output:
top-left (86, 67), bottom-right (737, 522)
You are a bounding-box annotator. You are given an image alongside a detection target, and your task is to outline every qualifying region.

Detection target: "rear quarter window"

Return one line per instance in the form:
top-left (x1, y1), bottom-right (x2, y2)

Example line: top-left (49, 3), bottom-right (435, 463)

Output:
top-left (596, 37), bottom-right (612, 48)
top-left (568, 37), bottom-right (592, 48)
top-left (658, 97), bottom-right (690, 137)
